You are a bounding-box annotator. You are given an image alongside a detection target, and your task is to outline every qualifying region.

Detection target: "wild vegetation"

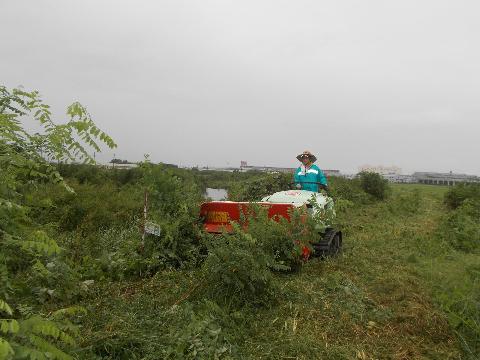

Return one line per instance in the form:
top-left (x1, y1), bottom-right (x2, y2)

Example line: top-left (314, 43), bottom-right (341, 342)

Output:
top-left (0, 86), bottom-right (116, 359)
top-left (1, 86), bottom-right (480, 359)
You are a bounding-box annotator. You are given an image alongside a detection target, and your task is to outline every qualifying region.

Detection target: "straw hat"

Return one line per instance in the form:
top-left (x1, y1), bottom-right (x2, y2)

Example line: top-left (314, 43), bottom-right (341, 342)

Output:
top-left (296, 150), bottom-right (317, 163)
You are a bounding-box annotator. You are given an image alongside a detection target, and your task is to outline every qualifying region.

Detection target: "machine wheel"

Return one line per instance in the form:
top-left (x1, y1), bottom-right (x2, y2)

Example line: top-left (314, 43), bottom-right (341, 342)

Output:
top-left (330, 233), bottom-right (342, 255)
top-left (313, 229), bottom-right (342, 257)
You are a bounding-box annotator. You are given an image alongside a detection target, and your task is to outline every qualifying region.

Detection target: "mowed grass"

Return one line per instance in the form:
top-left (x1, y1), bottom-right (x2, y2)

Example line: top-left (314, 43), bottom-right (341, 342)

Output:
top-left (80, 184), bottom-right (477, 359)
top-left (240, 184), bottom-right (460, 359)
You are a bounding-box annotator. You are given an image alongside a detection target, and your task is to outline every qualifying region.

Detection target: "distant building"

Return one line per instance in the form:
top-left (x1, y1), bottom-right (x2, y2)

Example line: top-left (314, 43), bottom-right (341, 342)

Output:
top-left (340, 173), bottom-right (357, 180)
top-left (198, 166), bottom-right (238, 172)
top-left (241, 165), bottom-right (295, 173)
top-left (358, 165), bottom-right (401, 176)
top-left (201, 164), bottom-right (341, 176)
top-left (109, 159), bottom-right (138, 169)
top-left (111, 162), bottom-right (138, 169)
top-left (341, 172), bottom-right (414, 183)
top-left (323, 169), bottom-right (341, 177)
top-left (413, 172), bottom-right (480, 186)
top-left (241, 165), bottom-right (341, 176)
top-left (383, 174), bottom-right (415, 183)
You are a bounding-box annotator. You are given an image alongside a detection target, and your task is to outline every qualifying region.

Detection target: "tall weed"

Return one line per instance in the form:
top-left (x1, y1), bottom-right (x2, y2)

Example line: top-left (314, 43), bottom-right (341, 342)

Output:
top-left (441, 200), bottom-right (480, 253)
top-left (445, 183), bottom-right (480, 210)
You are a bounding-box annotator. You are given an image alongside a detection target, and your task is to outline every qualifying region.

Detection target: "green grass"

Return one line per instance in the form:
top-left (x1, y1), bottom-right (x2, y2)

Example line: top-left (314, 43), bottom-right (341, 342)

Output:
top-left (78, 184), bottom-right (479, 359)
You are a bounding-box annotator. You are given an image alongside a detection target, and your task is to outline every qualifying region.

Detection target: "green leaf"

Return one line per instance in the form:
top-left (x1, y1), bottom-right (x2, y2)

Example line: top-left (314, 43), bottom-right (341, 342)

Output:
top-left (0, 300), bottom-right (12, 316)
top-left (0, 337), bottom-right (14, 359)
top-left (52, 306), bottom-right (87, 319)
top-left (28, 334), bottom-right (73, 360)
top-left (0, 319), bottom-right (19, 334)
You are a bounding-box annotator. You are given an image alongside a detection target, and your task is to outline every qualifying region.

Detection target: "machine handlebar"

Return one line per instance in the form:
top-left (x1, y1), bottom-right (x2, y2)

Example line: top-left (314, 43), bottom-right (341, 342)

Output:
top-left (289, 182), bottom-right (329, 192)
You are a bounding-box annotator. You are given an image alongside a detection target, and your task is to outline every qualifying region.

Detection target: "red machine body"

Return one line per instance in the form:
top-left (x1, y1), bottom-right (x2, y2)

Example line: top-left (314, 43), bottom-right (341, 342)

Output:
top-left (200, 190), bottom-right (342, 258)
top-left (200, 201), bottom-right (296, 233)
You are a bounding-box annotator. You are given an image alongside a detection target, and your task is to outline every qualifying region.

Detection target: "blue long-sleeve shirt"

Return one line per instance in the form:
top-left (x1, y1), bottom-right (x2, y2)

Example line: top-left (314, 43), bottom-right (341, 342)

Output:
top-left (294, 164), bottom-right (327, 192)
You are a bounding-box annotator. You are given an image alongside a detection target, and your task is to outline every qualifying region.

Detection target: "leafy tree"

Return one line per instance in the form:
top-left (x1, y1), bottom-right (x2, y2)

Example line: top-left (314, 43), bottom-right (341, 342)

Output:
top-left (444, 183), bottom-right (480, 210)
top-left (358, 171), bottom-right (390, 200)
top-left (328, 176), bottom-right (370, 204)
top-left (137, 159), bottom-right (203, 269)
top-left (0, 86), bottom-right (115, 359)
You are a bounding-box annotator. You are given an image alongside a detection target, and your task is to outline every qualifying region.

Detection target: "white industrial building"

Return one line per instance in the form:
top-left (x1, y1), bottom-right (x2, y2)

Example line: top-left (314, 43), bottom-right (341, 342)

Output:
top-left (358, 165), bottom-right (402, 176)
top-left (413, 172), bottom-right (480, 186)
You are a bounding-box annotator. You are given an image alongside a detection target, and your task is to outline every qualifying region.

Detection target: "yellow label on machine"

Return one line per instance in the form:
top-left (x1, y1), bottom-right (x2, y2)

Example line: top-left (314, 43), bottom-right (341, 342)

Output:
top-left (207, 211), bottom-right (228, 223)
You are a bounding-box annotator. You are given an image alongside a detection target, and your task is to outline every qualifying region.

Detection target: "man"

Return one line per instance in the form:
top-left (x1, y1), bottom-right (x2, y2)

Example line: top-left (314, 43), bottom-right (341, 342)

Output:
top-left (294, 150), bottom-right (328, 192)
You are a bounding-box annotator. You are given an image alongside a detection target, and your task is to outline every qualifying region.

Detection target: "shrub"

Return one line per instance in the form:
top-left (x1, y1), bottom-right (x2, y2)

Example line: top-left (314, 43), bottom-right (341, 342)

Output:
top-left (329, 176), bottom-right (369, 204)
top-left (0, 86), bottom-right (114, 359)
top-left (193, 169), bottom-right (265, 194)
top-left (26, 182), bottom-right (142, 235)
top-left (57, 163), bottom-right (109, 185)
top-left (441, 184), bottom-right (480, 253)
top-left (27, 162), bottom-right (204, 274)
top-left (228, 173), bottom-right (291, 201)
top-left (201, 225), bottom-right (279, 307)
top-left (244, 205), bottom-right (315, 270)
top-left (199, 203), bottom-right (330, 308)
top-left (71, 223), bottom-right (147, 280)
top-left (139, 162), bottom-right (204, 268)
top-left (442, 200), bottom-right (480, 253)
top-left (445, 183), bottom-right (480, 210)
top-left (57, 163), bottom-right (143, 186)
top-left (358, 171), bottom-right (390, 200)
top-left (429, 258), bottom-right (480, 356)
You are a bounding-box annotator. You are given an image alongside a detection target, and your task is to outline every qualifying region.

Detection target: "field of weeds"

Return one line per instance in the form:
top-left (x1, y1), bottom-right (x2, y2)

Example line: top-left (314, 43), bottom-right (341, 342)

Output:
top-left (3, 87), bottom-right (479, 360)
top-left (75, 183), bottom-right (479, 359)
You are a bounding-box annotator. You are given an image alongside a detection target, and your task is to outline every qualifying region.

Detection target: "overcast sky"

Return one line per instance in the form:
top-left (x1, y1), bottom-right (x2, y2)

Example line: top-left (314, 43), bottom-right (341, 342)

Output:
top-left (1, 0), bottom-right (479, 174)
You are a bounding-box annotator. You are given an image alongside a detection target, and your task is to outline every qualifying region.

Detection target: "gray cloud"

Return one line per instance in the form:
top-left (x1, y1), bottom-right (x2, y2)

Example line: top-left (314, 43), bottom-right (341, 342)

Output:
top-left (2, 0), bottom-right (479, 174)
